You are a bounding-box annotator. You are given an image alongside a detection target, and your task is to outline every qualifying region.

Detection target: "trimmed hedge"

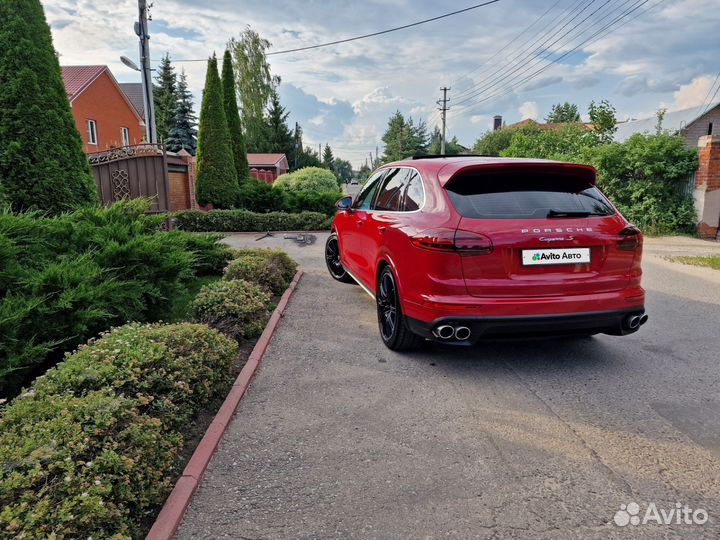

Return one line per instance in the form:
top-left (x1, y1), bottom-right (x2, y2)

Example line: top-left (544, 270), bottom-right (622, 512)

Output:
top-left (0, 199), bottom-right (233, 396)
top-left (191, 279), bottom-right (271, 340)
top-left (236, 179), bottom-right (340, 216)
top-left (0, 322), bottom-right (238, 540)
top-left (175, 208), bottom-right (332, 232)
top-left (273, 166), bottom-right (339, 193)
top-left (229, 247), bottom-right (298, 285)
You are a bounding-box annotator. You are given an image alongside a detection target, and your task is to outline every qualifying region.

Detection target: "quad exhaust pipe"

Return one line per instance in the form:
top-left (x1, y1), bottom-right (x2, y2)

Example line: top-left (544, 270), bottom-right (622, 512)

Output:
top-left (433, 324), bottom-right (472, 341)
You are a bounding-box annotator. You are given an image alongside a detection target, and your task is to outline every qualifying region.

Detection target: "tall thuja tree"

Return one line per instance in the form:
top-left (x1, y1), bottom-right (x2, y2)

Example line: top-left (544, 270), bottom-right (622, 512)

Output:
top-left (265, 89), bottom-right (294, 158)
top-left (153, 53), bottom-right (177, 143)
top-left (221, 49), bottom-right (249, 180)
top-left (0, 0), bottom-right (96, 213)
top-left (165, 70), bottom-right (197, 154)
top-left (322, 144), bottom-right (335, 171)
top-left (195, 55), bottom-right (238, 208)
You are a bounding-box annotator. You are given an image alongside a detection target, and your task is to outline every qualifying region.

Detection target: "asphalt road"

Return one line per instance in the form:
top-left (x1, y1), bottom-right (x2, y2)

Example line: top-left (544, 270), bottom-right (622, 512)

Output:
top-left (176, 233), bottom-right (720, 540)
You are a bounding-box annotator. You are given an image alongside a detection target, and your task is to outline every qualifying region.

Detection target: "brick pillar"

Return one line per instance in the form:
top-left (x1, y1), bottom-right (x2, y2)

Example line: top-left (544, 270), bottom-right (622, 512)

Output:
top-left (694, 135), bottom-right (720, 239)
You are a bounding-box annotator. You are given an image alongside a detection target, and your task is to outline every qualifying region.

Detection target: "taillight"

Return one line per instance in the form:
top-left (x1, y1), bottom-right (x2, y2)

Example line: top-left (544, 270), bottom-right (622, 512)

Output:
top-left (410, 229), bottom-right (493, 254)
top-left (617, 225), bottom-right (642, 250)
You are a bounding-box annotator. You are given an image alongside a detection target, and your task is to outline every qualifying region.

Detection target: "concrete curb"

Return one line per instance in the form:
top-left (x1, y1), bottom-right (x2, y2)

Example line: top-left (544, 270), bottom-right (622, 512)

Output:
top-left (146, 270), bottom-right (304, 540)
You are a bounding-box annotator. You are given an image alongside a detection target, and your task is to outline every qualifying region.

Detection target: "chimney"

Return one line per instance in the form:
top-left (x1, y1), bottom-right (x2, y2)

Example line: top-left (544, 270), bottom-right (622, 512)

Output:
top-left (493, 115), bottom-right (502, 131)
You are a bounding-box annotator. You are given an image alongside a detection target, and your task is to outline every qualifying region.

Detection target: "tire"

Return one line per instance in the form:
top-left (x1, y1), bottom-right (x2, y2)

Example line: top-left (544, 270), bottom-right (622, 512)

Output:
top-left (376, 266), bottom-right (423, 351)
top-left (325, 233), bottom-right (354, 283)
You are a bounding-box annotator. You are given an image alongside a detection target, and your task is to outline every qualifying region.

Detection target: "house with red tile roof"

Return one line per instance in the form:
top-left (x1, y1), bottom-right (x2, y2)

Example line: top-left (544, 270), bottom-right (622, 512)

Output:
top-left (61, 65), bottom-right (145, 153)
top-left (248, 153), bottom-right (289, 183)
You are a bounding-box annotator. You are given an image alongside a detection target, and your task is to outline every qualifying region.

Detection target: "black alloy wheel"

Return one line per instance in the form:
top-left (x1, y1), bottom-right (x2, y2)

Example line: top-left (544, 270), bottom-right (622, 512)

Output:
top-left (325, 233), bottom-right (354, 283)
top-left (376, 266), bottom-right (422, 350)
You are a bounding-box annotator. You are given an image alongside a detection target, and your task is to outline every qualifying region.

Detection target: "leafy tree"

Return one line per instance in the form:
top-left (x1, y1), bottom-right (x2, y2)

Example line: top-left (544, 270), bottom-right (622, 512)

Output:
top-left (153, 53), bottom-right (177, 143)
top-left (588, 99), bottom-right (617, 143)
top-left (357, 163), bottom-right (371, 180)
top-left (221, 49), bottom-right (249, 180)
top-left (381, 111), bottom-right (429, 162)
top-left (229, 28), bottom-right (277, 151)
top-left (502, 123), bottom-right (597, 162)
top-left (264, 89), bottom-right (295, 158)
top-left (0, 0), bottom-right (96, 214)
top-left (165, 70), bottom-right (198, 155)
top-left (296, 145), bottom-right (322, 169)
top-left (591, 133), bottom-right (697, 234)
top-left (322, 144), bottom-right (335, 171)
top-left (195, 55), bottom-right (238, 208)
top-left (333, 158), bottom-right (353, 184)
top-left (428, 126), bottom-right (464, 155)
top-left (545, 102), bottom-right (581, 123)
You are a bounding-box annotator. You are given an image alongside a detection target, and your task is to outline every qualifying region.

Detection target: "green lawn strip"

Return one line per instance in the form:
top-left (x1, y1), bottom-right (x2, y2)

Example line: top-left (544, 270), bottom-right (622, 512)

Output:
top-left (664, 255), bottom-right (720, 270)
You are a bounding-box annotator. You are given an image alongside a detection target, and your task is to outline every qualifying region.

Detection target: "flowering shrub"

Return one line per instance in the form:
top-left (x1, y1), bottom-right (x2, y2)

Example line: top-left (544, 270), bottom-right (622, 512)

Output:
top-left (191, 279), bottom-right (271, 340)
top-left (0, 322), bottom-right (237, 540)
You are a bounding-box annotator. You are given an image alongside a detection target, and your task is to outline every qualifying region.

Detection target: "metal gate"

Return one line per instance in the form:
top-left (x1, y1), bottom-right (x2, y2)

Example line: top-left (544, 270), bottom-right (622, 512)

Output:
top-left (88, 144), bottom-right (170, 213)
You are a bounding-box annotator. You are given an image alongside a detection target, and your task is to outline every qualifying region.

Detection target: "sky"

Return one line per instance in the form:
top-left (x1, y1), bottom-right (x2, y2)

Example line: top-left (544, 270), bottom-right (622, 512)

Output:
top-left (45, 0), bottom-right (720, 167)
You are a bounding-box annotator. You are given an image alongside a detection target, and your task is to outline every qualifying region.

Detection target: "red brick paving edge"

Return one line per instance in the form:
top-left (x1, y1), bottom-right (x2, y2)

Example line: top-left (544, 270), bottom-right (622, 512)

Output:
top-left (146, 269), bottom-right (304, 540)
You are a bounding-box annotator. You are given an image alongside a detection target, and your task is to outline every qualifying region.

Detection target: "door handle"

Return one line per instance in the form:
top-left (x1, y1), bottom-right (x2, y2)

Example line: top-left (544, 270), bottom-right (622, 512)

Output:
top-left (357, 221), bottom-right (363, 227)
top-left (378, 226), bottom-right (386, 234)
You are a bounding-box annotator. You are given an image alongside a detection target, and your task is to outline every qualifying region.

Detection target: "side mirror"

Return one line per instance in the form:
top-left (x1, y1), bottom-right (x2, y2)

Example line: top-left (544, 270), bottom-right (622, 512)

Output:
top-left (336, 196), bottom-right (352, 211)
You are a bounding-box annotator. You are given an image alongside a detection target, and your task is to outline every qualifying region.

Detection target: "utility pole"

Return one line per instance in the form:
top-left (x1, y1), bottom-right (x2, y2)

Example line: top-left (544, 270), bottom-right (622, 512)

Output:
top-left (437, 87), bottom-right (450, 155)
top-left (136, 0), bottom-right (156, 143)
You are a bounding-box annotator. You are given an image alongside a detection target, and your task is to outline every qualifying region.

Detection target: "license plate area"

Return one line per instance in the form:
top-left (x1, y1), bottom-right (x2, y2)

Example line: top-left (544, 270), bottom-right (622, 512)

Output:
top-left (522, 247), bottom-right (591, 266)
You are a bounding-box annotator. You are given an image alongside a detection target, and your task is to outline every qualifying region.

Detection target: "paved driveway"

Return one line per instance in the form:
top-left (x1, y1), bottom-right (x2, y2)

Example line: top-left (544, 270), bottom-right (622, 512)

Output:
top-left (177, 233), bottom-right (720, 540)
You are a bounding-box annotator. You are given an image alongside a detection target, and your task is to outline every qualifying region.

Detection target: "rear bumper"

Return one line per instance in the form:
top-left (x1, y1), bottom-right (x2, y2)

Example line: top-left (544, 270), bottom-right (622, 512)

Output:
top-left (406, 307), bottom-right (647, 344)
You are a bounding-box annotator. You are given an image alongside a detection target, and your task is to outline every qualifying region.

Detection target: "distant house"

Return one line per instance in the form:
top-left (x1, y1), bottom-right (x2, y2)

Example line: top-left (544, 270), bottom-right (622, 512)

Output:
top-left (614, 102), bottom-right (719, 147)
top-left (61, 65), bottom-right (145, 153)
top-left (247, 153), bottom-right (289, 183)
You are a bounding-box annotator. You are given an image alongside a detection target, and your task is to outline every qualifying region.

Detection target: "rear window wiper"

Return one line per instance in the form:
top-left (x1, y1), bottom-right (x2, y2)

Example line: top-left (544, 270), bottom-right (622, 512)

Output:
top-left (546, 209), bottom-right (609, 218)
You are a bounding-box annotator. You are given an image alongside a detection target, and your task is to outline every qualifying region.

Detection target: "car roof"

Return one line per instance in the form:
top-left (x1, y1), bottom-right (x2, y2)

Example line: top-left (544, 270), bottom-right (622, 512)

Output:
top-left (381, 156), bottom-right (597, 186)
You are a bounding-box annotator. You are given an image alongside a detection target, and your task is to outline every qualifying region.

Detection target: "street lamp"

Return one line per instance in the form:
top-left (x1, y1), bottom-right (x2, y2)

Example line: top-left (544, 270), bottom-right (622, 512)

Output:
top-left (120, 55), bottom-right (140, 72)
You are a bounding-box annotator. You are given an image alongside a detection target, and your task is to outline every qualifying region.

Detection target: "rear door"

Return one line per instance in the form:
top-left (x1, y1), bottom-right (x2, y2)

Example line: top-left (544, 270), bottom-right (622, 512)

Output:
top-left (444, 169), bottom-right (637, 298)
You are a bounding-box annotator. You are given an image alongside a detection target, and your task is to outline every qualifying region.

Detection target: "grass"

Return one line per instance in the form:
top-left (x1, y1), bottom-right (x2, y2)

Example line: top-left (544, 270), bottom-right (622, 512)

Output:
top-left (664, 255), bottom-right (720, 270)
top-left (167, 275), bottom-right (221, 322)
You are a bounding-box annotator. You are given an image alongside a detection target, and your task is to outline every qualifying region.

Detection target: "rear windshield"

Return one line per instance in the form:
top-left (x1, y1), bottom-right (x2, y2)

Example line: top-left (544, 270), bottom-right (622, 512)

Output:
top-left (445, 172), bottom-right (615, 219)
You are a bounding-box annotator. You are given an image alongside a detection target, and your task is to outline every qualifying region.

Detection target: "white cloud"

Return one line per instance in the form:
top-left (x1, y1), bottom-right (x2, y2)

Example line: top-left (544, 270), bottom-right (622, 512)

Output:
top-left (672, 75), bottom-right (717, 110)
top-left (518, 101), bottom-right (538, 121)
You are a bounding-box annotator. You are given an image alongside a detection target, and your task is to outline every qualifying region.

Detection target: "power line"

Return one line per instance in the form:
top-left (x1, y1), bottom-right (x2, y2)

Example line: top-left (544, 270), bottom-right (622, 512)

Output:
top-left (697, 70), bottom-right (720, 116)
top-left (450, 0), bottom-right (661, 119)
top-left (164, 0), bottom-right (502, 63)
top-left (452, 0), bottom-right (614, 109)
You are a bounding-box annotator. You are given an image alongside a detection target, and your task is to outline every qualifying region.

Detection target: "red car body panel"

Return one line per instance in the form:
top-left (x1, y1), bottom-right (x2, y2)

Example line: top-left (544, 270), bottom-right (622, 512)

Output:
top-left (332, 157), bottom-right (645, 341)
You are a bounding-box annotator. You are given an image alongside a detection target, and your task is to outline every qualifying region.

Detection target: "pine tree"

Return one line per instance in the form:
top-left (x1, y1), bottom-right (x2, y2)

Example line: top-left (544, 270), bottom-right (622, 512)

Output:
top-left (322, 144), bottom-right (335, 171)
top-left (153, 53), bottom-right (177, 143)
top-left (220, 49), bottom-right (249, 180)
top-left (0, 0), bottom-right (96, 213)
top-left (165, 70), bottom-right (197, 155)
top-left (381, 111), bottom-right (429, 162)
top-left (265, 89), bottom-right (294, 158)
top-left (195, 55), bottom-right (238, 208)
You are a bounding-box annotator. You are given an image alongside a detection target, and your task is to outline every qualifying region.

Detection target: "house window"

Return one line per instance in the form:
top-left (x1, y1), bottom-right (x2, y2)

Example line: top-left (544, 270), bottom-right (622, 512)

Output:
top-left (86, 120), bottom-right (97, 145)
top-left (121, 127), bottom-right (130, 146)
top-left (708, 122), bottom-right (714, 136)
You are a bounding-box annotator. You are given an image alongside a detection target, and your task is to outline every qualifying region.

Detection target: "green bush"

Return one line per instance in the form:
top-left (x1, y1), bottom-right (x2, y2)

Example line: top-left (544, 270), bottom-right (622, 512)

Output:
top-left (230, 248), bottom-right (298, 283)
top-left (174, 209), bottom-right (330, 232)
top-left (191, 279), bottom-right (271, 340)
top-left (0, 322), bottom-right (237, 540)
top-left (224, 255), bottom-right (286, 295)
top-left (236, 179), bottom-right (340, 216)
top-left (590, 133), bottom-right (698, 234)
top-left (0, 199), bottom-right (232, 395)
top-left (273, 166), bottom-right (339, 193)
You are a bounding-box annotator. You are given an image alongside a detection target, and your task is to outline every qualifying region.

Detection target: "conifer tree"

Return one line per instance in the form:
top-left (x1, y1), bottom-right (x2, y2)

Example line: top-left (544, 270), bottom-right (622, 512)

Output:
top-left (265, 89), bottom-right (295, 158)
top-left (0, 0), bottom-right (96, 213)
top-left (322, 144), bottom-right (335, 171)
top-left (221, 49), bottom-right (249, 180)
top-left (195, 55), bottom-right (238, 208)
top-left (165, 70), bottom-right (198, 155)
top-left (153, 53), bottom-right (177, 142)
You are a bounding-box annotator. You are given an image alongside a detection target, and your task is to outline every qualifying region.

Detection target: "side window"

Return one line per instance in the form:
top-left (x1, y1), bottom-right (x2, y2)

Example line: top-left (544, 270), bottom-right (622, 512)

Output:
top-left (353, 170), bottom-right (385, 210)
top-left (374, 168), bottom-right (411, 211)
top-left (402, 172), bottom-right (424, 211)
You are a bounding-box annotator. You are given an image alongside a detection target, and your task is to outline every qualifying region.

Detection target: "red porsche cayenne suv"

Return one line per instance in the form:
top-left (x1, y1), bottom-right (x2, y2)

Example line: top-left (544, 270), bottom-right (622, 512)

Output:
top-left (325, 156), bottom-right (647, 350)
